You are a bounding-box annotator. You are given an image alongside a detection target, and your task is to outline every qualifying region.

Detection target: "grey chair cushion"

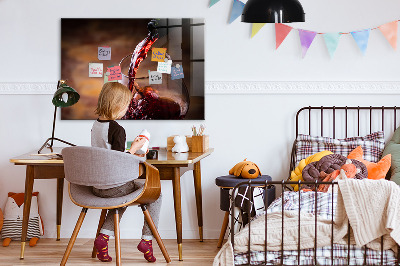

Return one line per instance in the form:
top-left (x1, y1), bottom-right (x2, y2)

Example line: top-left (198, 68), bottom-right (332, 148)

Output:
top-left (69, 180), bottom-right (145, 208)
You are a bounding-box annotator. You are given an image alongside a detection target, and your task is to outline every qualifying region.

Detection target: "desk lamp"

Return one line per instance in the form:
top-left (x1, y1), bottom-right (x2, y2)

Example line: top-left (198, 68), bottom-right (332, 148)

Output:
top-left (241, 0), bottom-right (305, 23)
top-left (38, 80), bottom-right (80, 154)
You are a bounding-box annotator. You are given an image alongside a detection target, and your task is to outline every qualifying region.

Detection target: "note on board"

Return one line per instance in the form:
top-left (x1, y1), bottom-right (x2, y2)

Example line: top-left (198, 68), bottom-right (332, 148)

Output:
top-left (107, 66), bottom-right (122, 81)
top-left (98, 46), bottom-right (111, 60)
top-left (89, 63), bottom-right (103, 77)
top-left (171, 65), bottom-right (184, 80)
top-left (157, 60), bottom-right (172, 74)
top-left (149, 71), bottom-right (162, 84)
top-left (151, 48), bottom-right (167, 62)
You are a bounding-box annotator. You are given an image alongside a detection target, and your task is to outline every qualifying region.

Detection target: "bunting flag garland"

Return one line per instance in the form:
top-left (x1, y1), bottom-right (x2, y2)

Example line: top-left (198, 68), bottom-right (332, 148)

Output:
top-left (229, 0), bottom-right (245, 24)
top-left (298, 29), bottom-right (317, 58)
top-left (251, 23), bottom-right (266, 38)
top-left (208, 3), bottom-right (400, 58)
top-left (378, 21), bottom-right (398, 50)
top-left (351, 29), bottom-right (370, 55)
top-left (323, 33), bottom-right (341, 58)
top-left (209, 0), bottom-right (220, 7)
top-left (275, 23), bottom-right (293, 49)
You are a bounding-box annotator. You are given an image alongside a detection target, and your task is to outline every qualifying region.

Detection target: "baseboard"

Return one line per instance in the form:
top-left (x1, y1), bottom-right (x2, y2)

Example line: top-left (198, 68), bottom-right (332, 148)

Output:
top-left (1, 81), bottom-right (400, 94)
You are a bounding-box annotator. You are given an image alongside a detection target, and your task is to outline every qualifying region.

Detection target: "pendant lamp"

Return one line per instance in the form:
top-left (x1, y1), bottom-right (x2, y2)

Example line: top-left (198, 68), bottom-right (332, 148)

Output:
top-left (38, 80), bottom-right (80, 154)
top-left (241, 0), bottom-right (305, 23)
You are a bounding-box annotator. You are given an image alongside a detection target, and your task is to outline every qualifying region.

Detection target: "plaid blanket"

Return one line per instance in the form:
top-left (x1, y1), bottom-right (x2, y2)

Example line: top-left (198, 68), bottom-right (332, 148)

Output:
top-left (234, 191), bottom-right (397, 265)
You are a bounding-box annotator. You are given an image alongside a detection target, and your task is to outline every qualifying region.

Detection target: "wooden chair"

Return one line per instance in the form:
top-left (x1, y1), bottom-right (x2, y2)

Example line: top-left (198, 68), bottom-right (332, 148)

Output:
top-left (60, 146), bottom-right (171, 265)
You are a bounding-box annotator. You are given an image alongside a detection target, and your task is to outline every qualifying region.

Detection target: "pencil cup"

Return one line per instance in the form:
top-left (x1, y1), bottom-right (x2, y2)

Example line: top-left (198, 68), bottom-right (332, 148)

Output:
top-left (191, 135), bottom-right (209, 153)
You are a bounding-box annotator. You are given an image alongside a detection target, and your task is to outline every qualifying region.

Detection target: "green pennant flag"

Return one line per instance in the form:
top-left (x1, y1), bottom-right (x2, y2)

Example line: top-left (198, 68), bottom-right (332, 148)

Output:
top-left (209, 0), bottom-right (220, 7)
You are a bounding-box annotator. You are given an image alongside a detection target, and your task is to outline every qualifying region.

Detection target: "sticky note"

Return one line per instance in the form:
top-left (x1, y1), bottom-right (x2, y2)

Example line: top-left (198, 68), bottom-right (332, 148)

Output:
top-left (151, 48), bottom-right (167, 62)
top-left (98, 46), bottom-right (111, 60)
top-left (107, 66), bottom-right (122, 81)
top-left (157, 60), bottom-right (172, 74)
top-left (171, 65), bottom-right (184, 80)
top-left (89, 63), bottom-right (103, 77)
top-left (149, 71), bottom-right (162, 84)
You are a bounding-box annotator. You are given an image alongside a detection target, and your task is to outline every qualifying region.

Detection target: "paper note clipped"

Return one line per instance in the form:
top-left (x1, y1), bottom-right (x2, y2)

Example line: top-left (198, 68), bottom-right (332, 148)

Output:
top-left (157, 60), bottom-right (172, 74)
top-left (149, 71), bottom-right (162, 84)
top-left (151, 48), bottom-right (167, 62)
top-left (98, 46), bottom-right (111, 60)
top-left (171, 65), bottom-right (184, 80)
top-left (107, 66), bottom-right (122, 81)
top-left (89, 63), bottom-right (103, 77)
top-left (104, 72), bottom-right (117, 83)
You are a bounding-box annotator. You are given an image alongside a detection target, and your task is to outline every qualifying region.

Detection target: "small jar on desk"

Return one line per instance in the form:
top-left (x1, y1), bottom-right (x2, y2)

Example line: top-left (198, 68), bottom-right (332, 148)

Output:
top-left (215, 175), bottom-right (275, 248)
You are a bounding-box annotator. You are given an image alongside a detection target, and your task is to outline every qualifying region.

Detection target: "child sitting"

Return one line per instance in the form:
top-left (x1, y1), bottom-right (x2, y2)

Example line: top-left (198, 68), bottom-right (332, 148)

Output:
top-left (91, 82), bottom-right (162, 263)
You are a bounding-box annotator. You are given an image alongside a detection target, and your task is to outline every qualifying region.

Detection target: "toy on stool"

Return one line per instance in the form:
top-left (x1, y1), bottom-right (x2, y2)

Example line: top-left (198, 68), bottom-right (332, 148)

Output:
top-left (1, 192), bottom-right (44, 247)
top-left (229, 159), bottom-right (261, 179)
top-left (172, 135), bottom-right (189, 153)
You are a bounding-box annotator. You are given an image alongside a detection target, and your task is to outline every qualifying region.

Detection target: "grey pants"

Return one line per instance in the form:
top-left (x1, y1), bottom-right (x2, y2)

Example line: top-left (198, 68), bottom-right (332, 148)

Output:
top-left (92, 180), bottom-right (162, 240)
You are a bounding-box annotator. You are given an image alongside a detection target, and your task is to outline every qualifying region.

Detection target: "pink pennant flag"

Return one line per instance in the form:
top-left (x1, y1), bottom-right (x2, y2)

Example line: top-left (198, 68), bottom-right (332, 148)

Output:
top-left (378, 21), bottom-right (398, 50)
top-left (275, 23), bottom-right (293, 49)
top-left (298, 29), bottom-right (317, 58)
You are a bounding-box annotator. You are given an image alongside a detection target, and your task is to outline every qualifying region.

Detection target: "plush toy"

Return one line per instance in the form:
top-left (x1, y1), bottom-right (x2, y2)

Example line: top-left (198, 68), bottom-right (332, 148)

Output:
top-left (172, 135), bottom-right (189, 153)
top-left (348, 146), bottom-right (391, 180)
top-left (1, 192), bottom-right (44, 247)
top-left (229, 159), bottom-right (261, 179)
top-left (317, 160), bottom-right (360, 193)
top-left (289, 150), bottom-right (333, 191)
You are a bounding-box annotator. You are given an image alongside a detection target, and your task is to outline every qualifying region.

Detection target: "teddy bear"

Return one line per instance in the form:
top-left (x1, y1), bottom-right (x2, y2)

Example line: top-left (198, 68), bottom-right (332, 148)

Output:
top-left (172, 135), bottom-right (189, 153)
top-left (229, 159), bottom-right (261, 179)
top-left (1, 192), bottom-right (44, 247)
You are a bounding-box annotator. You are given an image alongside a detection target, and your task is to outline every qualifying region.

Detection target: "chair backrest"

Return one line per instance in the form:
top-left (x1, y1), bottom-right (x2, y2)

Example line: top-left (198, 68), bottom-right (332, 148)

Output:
top-left (62, 146), bottom-right (145, 187)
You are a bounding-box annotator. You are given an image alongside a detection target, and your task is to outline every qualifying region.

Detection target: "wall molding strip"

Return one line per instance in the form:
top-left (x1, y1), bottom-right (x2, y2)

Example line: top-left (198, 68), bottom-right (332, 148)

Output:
top-left (0, 81), bottom-right (400, 95)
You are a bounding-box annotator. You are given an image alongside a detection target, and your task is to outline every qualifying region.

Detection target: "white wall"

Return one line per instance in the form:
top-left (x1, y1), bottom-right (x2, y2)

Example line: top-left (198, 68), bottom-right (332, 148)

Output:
top-left (1, 0), bottom-right (400, 240)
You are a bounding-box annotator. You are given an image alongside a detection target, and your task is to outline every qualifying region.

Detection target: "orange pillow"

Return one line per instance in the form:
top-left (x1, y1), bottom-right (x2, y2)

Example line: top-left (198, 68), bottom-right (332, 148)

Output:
top-left (347, 146), bottom-right (391, 180)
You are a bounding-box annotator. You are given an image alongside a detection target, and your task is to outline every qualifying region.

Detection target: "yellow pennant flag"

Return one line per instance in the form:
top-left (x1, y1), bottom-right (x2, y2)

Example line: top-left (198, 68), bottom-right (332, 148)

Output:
top-left (251, 23), bottom-right (266, 38)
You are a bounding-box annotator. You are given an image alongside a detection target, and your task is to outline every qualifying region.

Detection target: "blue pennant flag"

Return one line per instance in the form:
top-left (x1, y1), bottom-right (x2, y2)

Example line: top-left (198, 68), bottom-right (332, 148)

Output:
top-left (351, 29), bottom-right (371, 55)
top-left (229, 0), bottom-right (245, 24)
top-left (323, 33), bottom-right (341, 58)
top-left (209, 0), bottom-right (221, 7)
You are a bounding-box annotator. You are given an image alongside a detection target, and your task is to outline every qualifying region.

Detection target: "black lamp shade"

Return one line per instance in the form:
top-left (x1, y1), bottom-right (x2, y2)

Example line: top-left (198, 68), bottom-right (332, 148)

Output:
top-left (241, 0), bottom-right (305, 23)
top-left (52, 84), bottom-right (80, 108)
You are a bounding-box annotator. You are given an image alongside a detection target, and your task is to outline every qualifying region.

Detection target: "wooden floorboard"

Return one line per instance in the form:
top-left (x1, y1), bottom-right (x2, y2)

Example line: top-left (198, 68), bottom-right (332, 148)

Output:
top-left (0, 239), bottom-right (222, 265)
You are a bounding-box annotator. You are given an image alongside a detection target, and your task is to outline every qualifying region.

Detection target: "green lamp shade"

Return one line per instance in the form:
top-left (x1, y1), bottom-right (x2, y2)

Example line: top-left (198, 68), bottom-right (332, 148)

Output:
top-left (52, 84), bottom-right (80, 107)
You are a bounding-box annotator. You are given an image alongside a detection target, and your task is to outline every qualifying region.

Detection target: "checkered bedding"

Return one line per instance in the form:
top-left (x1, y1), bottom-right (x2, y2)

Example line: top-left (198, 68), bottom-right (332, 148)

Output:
top-left (234, 191), bottom-right (398, 265)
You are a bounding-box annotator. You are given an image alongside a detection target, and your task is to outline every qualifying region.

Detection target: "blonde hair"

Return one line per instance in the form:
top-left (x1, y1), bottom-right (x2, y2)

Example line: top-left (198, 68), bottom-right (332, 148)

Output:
top-left (95, 82), bottom-right (132, 120)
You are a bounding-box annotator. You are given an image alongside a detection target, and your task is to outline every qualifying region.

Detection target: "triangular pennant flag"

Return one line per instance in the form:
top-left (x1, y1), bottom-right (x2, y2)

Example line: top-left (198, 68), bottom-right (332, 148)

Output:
top-left (251, 23), bottom-right (266, 38)
top-left (378, 21), bottom-right (398, 50)
top-left (229, 0), bottom-right (245, 24)
top-left (298, 29), bottom-right (317, 58)
top-left (275, 23), bottom-right (293, 49)
top-left (351, 29), bottom-right (370, 55)
top-left (323, 33), bottom-right (341, 58)
top-left (209, 0), bottom-right (220, 7)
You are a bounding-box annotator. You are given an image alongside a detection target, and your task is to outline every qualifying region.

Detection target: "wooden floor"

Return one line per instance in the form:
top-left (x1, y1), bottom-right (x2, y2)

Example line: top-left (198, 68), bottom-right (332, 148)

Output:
top-left (0, 239), bottom-right (221, 265)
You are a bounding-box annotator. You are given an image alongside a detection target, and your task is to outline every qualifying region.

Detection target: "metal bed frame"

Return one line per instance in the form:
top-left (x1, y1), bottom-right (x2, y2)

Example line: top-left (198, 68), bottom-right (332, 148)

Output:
top-left (230, 106), bottom-right (400, 266)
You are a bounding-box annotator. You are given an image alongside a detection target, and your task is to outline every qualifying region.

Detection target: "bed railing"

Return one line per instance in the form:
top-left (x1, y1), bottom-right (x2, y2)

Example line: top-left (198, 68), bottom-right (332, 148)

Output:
top-left (230, 180), bottom-right (400, 266)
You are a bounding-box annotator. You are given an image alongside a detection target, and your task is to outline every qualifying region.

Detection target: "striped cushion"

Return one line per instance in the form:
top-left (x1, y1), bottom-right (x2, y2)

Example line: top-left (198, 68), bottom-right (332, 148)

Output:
top-left (295, 131), bottom-right (385, 167)
top-left (1, 217), bottom-right (40, 240)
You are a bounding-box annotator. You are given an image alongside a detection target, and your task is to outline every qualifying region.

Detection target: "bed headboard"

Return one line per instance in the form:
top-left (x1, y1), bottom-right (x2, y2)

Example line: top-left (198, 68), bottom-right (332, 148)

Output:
top-left (290, 106), bottom-right (400, 179)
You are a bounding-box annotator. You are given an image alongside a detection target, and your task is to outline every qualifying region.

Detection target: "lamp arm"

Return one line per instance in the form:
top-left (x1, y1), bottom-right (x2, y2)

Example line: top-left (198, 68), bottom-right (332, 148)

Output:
top-left (50, 105), bottom-right (57, 148)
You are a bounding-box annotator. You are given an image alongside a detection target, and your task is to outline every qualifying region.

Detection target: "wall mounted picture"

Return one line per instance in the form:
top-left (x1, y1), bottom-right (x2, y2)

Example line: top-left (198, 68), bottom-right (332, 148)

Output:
top-left (61, 18), bottom-right (205, 120)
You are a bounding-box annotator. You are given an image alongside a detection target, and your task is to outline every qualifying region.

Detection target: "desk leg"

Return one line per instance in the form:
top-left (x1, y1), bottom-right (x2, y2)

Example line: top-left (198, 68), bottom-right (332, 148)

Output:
top-left (172, 167), bottom-right (183, 261)
top-left (20, 165), bottom-right (34, 259)
top-left (193, 161), bottom-right (203, 242)
top-left (56, 178), bottom-right (64, 241)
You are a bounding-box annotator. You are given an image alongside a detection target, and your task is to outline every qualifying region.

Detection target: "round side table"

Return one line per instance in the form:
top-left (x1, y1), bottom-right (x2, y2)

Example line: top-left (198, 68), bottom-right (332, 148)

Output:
top-left (215, 175), bottom-right (275, 248)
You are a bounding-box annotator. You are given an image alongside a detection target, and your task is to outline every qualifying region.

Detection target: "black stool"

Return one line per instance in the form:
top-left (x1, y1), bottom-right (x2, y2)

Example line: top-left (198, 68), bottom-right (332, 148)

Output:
top-left (215, 175), bottom-right (275, 248)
